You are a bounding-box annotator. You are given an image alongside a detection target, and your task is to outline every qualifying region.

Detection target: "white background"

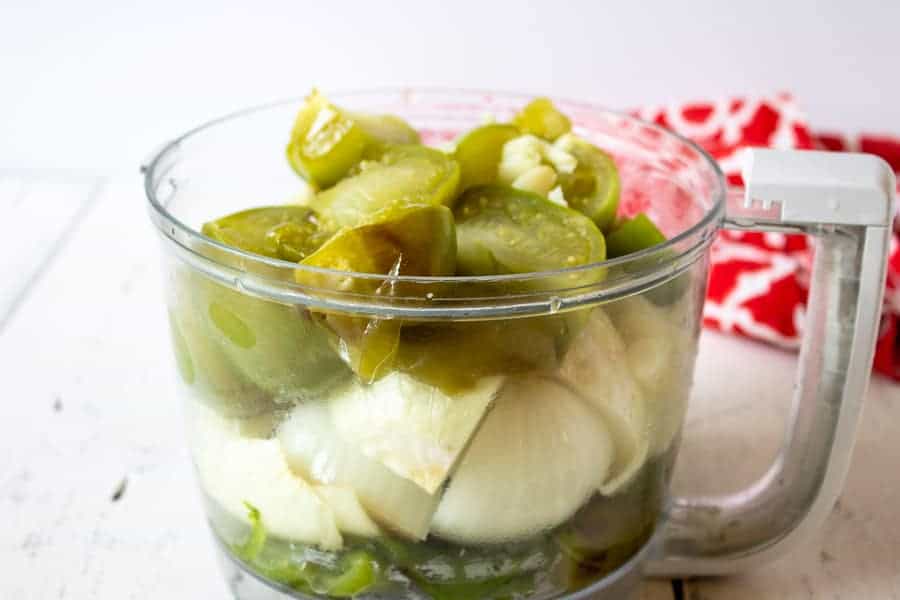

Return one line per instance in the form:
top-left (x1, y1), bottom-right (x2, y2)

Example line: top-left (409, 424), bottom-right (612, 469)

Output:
top-left (2, 0), bottom-right (898, 172)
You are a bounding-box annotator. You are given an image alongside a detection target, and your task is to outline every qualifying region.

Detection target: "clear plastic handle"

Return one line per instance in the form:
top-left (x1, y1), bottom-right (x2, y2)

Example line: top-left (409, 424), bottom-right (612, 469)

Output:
top-left (648, 149), bottom-right (897, 576)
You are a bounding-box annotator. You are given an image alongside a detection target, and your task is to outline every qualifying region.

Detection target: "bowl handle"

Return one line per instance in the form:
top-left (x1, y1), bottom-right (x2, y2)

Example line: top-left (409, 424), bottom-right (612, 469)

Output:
top-left (648, 149), bottom-right (896, 575)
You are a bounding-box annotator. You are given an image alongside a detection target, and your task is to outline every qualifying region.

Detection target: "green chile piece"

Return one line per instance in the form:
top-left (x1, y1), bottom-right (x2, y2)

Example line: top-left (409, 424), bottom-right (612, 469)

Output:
top-left (453, 123), bottom-right (521, 191)
top-left (286, 91), bottom-right (422, 189)
top-left (555, 134), bottom-right (621, 232)
top-left (232, 504), bottom-right (381, 597)
top-left (323, 551), bottom-right (380, 596)
top-left (286, 91), bottom-right (371, 188)
top-left (310, 145), bottom-right (460, 229)
top-left (512, 97), bottom-right (572, 141)
top-left (454, 185), bottom-right (606, 289)
top-left (201, 205), bottom-right (329, 262)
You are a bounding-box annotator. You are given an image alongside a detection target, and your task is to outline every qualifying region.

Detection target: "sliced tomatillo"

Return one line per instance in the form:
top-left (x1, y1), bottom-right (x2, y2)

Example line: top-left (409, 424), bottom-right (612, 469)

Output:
top-left (310, 145), bottom-right (460, 229)
top-left (201, 205), bottom-right (330, 262)
top-left (296, 205), bottom-right (457, 382)
top-left (604, 212), bottom-right (688, 305)
top-left (298, 204), bottom-right (456, 289)
top-left (190, 275), bottom-right (350, 401)
top-left (196, 205), bottom-right (351, 401)
top-left (352, 113), bottom-right (421, 146)
top-left (454, 185), bottom-right (606, 289)
top-left (394, 316), bottom-right (573, 394)
top-left (605, 213), bottom-right (666, 258)
top-left (191, 208), bottom-right (349, 404)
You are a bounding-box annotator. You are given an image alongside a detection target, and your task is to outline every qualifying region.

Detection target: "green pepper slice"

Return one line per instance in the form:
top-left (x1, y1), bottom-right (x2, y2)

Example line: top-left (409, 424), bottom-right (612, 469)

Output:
top-left (286, 92), bottom-right (423, 188)
top-left (232, 505), bottom-right (382, 597)
top-left (453, 123), bottom-right (521, 191)
top-left (512, 97), bottom-right (572, 141)
top-left (286, 91), bottom-right (371, 188)
top-left (555, 134), bottom-right (620, 232)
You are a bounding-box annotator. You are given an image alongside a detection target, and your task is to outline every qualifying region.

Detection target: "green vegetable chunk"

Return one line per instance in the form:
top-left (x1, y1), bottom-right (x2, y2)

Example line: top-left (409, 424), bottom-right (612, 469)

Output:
top-left (189, 274), bottom-right (350, 401)
top-left (395, 317), bottom-right (570, 393)
top-left (201, 205), bottom-right (329, 262)
top-left (453, 123), bottom-right (521, 191)
top-left (297, 205), bottom-right (457, 382)
top-left (168, 287), bottom-right (275, 417)
top-left (234, 502), bottom-right (267, 562)
top-left (310, 145), bottom-right (460, 229)
top-left (605, 213), bottom-right (666, 258)
top-left (555, 134), bottom-right (621, 231)
top-left (298, 204), bottom-right (457, 292)
top-left (323, 551), bottom-right (380, 596)
top-left (286, 91), bottom-right (371, 188)
top-left (512, 97), bottom-right (572, 141)
top-left (231, 504), bottom-right (382, 597)
top-left (286, 91), bottom-right (423, 189)
top-left (352, 113), bottom-right (421, 146)
top-left (454, 185), bottom-right (606, 289)
top-left (605, 213), bottom-right (689, 305)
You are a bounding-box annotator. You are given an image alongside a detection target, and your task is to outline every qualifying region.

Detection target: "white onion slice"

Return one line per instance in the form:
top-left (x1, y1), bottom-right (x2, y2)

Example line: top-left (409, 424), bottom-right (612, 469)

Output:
top-left (430, 376), bottom-right (613, 544)
top-left (279, 400), bottom-right (439, 540)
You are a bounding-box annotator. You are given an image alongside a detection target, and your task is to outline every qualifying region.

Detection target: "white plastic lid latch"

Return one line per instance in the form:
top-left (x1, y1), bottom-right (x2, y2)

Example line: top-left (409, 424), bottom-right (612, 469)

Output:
top-left (742, 149), bottom-right (896, 227)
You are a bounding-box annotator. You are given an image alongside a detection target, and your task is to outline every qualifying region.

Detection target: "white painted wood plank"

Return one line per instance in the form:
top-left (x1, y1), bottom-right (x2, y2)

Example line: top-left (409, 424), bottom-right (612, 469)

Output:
top-left (0, 178), bottom-right (227, 599)
top-left (677, 331), bottom-right (900, 599)
top-left (0, 174), bottom-right (103, 328)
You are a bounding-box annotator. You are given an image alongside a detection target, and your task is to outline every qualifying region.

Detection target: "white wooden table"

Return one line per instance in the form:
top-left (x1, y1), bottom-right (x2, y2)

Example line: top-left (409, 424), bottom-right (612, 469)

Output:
top-left (1, 176), bottom-right (898, 599)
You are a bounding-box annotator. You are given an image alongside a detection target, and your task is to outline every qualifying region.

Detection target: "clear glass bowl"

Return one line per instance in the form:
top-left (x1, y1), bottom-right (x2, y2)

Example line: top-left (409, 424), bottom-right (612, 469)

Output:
top-left (143, 89), bottom-right (724, 600)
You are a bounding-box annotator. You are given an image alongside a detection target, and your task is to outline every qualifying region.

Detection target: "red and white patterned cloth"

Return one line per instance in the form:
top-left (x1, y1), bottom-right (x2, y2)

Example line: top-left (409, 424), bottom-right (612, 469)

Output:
top-left (637, 94), bottom-right (900, 381)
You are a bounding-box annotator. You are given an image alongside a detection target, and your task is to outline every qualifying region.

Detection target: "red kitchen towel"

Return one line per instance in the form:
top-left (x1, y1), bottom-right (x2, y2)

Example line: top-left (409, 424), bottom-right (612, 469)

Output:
top-left (637, 94), bottom-right (900, 380)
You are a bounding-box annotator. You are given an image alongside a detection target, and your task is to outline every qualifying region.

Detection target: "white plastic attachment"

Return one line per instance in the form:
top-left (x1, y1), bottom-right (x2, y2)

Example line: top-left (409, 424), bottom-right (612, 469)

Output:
top-left (650, 149), bottom-right (896, 576)
top-left (743, 149), bottom-right (895, 226)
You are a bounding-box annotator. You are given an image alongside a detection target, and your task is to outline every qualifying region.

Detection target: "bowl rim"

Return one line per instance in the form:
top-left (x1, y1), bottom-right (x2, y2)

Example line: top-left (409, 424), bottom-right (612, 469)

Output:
top-left (142, 87), bottom-right (725, 315)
